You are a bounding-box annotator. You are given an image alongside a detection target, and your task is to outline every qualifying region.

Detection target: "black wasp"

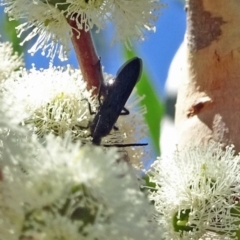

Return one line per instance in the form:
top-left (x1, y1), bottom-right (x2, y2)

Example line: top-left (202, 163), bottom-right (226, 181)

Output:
top-left (89, 57), bottom-right (147, 147)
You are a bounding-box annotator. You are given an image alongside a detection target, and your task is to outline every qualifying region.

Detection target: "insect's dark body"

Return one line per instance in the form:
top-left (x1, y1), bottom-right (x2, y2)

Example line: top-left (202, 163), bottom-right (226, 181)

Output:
top-left (90, 57), bottom-right (142, 145)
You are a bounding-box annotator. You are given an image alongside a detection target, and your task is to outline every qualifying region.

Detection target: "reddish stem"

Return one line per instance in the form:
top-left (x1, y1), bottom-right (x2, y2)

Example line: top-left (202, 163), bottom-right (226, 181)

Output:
top-left (67, 16), bottom-right (103, 95)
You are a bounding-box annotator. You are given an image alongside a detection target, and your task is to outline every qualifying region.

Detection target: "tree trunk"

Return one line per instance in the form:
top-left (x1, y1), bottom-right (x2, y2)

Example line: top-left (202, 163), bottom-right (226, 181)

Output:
top-left (175, 0), bottom-right (240, 151)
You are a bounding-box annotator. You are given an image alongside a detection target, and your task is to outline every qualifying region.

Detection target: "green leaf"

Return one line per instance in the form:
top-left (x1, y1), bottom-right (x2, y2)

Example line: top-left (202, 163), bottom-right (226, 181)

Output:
top-left (142, 174), bottom-right (156, 190)
top-left (2, 14), bottom-right (24, 56)
top-left (124, 49), bottom-right (164, 155)
top-left (172, 209), bottom-right (194, 234)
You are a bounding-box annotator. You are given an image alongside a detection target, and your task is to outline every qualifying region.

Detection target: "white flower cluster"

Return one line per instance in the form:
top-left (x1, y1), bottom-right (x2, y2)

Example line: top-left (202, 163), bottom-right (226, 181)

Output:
top-left (3, 0), bottom-right (72, 60)
top-left (0, 94), bottom-right (160, 240)
top-left (0, 58), bottom-right (148, 166)
top-left (114, 94), bottom-right (150, 168)
top-left (0, 40), bottom-right (23, 81)
top-left (2, 64), bottom-right (97, 140)
top-left (1, 0), bottom-right (162, 59)
top-left (148, 144), bottom-right (240, 239)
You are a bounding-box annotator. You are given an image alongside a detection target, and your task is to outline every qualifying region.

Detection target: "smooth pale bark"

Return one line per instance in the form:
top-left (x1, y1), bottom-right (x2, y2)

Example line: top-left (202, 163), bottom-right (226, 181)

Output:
top-left (175, 0), bottom-right (240, 151)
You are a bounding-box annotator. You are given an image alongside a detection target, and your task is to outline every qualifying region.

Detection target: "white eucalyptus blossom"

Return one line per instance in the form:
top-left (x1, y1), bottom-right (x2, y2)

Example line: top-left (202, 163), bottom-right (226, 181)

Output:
top-left (112, 94), bottom-right (150, 168)
top-left (2, 65), bottom-right (148, 166)
top-left (0, 95), bottom-right (160, 239)
top-left (107, 0), bottom-right (162, 47)
top-left (1, 0), bottom-right (162, 59)
top-left (2, 0), bottom-right (72, 60)
top-left (148, 143), bottom-right (240, 239)
top-left (0, 40), bottom-right (23, 81)
top-left (2, 64), bottom-right (97, 140)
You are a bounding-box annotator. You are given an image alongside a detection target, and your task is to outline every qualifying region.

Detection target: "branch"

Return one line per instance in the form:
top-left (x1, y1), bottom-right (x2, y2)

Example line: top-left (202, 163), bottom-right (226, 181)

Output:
top-left (67, 15), bottom-right (104, 95)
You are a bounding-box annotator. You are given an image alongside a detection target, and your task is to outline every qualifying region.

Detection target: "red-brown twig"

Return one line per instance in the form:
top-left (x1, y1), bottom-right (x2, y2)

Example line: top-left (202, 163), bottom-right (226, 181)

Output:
top-left (67, 15), bottom-right (103, 95)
